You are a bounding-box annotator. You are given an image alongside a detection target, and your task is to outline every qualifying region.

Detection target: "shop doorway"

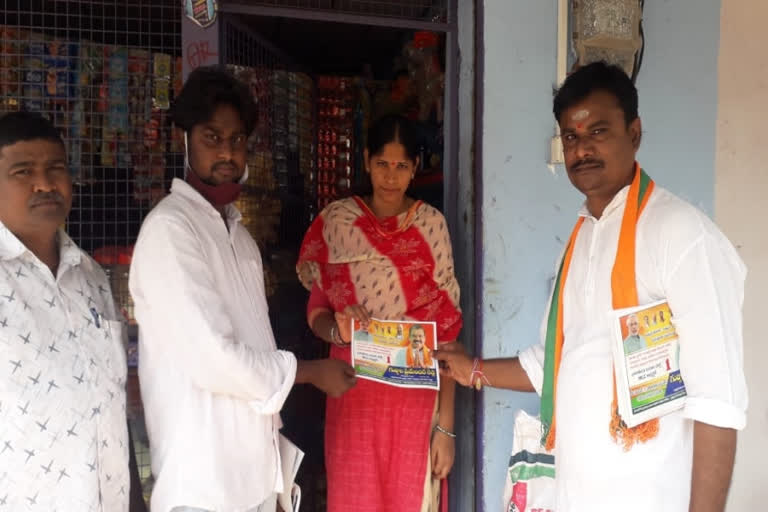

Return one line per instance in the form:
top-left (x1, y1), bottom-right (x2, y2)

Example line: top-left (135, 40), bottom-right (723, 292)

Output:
top-left (211, 2), bottom-right (462, 511)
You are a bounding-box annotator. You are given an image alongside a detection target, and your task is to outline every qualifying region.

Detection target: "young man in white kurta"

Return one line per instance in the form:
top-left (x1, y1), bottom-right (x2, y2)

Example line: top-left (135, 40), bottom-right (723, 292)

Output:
top-left (0, 112), bottom-right (129, 511)
top-left (130, 179), bottom-right (297, 512)
top-left (130, 66), bottom-right (356, 512)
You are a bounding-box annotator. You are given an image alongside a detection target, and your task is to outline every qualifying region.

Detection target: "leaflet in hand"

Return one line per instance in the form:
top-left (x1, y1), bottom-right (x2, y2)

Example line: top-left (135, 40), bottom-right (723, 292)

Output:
top-left (278, 434), bottom-right (303, 512)
top-left (350, 318), bottom-right (440, 390)
top-left (611, 300), bottom-right (686, 427)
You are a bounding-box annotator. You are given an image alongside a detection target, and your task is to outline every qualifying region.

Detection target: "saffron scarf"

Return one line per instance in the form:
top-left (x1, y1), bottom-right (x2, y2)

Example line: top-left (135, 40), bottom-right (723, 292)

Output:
top-left (541, 164), bottom-right (658, 451)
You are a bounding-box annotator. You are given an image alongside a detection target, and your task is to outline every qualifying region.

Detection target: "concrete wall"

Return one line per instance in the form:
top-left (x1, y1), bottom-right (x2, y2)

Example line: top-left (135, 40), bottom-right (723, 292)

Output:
top-left (479, 0), bottom-right (723, 508)
top-left (479, 2), bottom-right (569, 507)
top-left (715, 0), bottom-right (768, 508)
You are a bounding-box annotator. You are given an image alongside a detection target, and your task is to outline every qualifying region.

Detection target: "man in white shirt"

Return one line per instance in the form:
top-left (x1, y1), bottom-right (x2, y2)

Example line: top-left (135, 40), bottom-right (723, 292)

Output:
top-left (129, 66), bottom-right (357, 512)
top-left (0, 111), bottom-right (130, 511)
top-left (436, 62), bottom-right (748, 512)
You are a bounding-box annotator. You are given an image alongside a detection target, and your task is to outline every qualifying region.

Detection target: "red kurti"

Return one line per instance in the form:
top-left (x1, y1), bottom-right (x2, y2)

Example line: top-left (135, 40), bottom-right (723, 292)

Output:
top-left (297, 197), bottom-right (462, 512)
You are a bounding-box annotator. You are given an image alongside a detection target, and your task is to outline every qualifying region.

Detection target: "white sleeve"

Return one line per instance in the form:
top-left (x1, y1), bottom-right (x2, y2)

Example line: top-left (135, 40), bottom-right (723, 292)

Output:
top-left (129, 215), bottom-right (296, 414)
top-left (664, 230), bottom-right (748, 429)
top-left (519, 342), bottom-right (545, 397)
top-left (518, 274), bottom-right (558, 397)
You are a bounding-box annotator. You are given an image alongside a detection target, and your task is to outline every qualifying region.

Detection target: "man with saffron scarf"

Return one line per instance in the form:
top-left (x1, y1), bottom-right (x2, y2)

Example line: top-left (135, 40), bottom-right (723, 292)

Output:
top-left (406, 324), bottom-right (434, 368)
top-left (437, 62), bottom-right (748, 512)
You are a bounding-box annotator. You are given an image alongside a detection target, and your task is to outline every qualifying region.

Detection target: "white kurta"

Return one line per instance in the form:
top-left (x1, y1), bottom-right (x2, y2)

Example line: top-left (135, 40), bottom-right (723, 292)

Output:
top-left (129, 179), bottom-right (297, 512)
top-left (520, 184), bottom-right (748, 512)
top-left (0, 224), bottom-right (129, 512)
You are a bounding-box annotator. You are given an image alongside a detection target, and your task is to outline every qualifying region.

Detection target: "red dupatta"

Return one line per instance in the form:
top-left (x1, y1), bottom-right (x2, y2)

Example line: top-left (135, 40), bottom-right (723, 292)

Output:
top-left (297, 196), bottom-right (462, 342)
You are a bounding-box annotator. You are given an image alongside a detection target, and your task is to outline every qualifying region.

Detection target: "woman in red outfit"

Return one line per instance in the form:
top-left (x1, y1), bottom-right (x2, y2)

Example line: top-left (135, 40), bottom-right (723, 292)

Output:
top-left (297, 115), bottom-right (462, 512)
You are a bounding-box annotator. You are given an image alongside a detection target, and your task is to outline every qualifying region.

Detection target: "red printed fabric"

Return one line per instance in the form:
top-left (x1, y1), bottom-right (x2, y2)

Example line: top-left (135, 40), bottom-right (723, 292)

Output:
top-left (306, 282), bottom-right (332, 319)
top-left (297, 197), bottom-right (463, 512)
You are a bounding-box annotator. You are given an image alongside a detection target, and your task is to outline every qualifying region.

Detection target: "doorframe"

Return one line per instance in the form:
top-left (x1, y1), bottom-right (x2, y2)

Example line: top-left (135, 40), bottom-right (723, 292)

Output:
top-left (472, 2), bottom-right (485, 511)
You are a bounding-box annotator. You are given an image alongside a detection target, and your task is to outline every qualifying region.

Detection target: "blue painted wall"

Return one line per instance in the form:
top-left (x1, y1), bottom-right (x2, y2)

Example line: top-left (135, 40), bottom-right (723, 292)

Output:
top-left (478, 0), bottom-right (721, 509)
top-left (634, 0), bottom-right (721, 213)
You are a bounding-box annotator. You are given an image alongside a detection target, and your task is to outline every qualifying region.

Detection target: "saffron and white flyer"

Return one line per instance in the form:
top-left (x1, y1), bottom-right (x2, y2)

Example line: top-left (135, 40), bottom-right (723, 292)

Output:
top-left (350, 318), bottom-right (440, 390)
top-left (611, 300), bottom-right (687, 427)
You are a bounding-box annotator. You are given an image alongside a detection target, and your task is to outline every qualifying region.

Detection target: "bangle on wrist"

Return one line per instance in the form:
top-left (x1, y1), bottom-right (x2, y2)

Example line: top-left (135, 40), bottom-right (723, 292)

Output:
top-left (434, 424), bottom-right (456, 439)
top-left (329, 324), bottom-right (345, 347)
top-left (329, 325), bottom-right (338, 345)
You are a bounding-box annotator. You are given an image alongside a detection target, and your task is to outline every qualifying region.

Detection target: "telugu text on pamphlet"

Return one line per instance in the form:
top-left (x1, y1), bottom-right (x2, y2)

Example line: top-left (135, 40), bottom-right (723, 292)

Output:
top-left (351, 318), bottom-right (440, 390)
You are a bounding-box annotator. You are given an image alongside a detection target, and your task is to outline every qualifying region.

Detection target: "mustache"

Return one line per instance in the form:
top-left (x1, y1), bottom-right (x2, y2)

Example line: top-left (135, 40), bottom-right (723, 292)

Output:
top-left (29, 192), bottom-right (64, 207)
top-left (212, 161), bottom-right (237, 172)
top-left (571, 158), bottom-right (604, 170)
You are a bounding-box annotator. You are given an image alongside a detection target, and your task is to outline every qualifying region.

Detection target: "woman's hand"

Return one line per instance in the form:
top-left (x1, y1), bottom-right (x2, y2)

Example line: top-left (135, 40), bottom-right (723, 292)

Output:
top-left (431, 428), bottom-right (455, 480)
top-left (334, 305), bottom-right (371, 342)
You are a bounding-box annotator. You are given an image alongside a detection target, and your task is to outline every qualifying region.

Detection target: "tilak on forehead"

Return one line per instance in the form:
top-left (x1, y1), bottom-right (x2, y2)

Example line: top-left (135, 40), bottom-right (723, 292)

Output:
top-left (572, 109), bottom-right (590, 128)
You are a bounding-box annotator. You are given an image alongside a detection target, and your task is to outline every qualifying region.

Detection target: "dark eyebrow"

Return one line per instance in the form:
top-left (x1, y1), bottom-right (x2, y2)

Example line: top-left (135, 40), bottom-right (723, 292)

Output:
top-left (586, 120), bottom-right (611, 129)
top-left (9, 158), bottom-right (67, 169)
top-left (202, 126), bottom-right (246, 137)
top-left (8, 160), bottom-right (36, 169)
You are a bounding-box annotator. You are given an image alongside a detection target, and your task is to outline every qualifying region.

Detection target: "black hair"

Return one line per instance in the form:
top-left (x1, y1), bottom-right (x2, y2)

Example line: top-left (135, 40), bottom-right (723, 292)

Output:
top-left (408, 324), bottom-right (426, 337)
top-left (0, 111), bottom-right (64, 154)
top-left (553, 61), bottom-right (639, 125)
top-left (353, 115), bottom-right (421, 197)
top-left (367, 114), bottom-right (420, 162)
top-left (171, 66), bottom-right (257, 135)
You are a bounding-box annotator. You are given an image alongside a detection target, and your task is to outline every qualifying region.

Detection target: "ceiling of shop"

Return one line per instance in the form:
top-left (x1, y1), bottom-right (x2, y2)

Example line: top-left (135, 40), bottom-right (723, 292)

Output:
top-left (237, 15), bottom-right (413, 78)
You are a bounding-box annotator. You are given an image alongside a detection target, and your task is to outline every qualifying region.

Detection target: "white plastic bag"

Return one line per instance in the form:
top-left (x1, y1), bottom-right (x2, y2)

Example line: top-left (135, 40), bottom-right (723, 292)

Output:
top-left (501, 410), bottom-right (556, 512)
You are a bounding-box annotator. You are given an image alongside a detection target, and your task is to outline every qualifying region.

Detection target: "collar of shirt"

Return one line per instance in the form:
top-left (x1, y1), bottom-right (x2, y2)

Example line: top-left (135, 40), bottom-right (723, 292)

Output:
top-left (170, 177), bottom-right (243, 224)
top-left (578, 185), bottom-right (630, 222)
top-left (0, 221), bottom-right (82, 269)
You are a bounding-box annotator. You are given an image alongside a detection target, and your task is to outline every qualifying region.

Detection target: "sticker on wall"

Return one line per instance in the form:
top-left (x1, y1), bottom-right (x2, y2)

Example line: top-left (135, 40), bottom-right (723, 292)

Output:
top-left (183, 0), bottom-right (218, 28)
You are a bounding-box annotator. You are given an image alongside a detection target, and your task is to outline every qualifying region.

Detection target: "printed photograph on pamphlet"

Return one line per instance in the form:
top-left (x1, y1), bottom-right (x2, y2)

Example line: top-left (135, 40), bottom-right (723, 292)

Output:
top-left (350, 318), bottom-right (440, 390)
top-left (612, 300), bottom-right (686, 427)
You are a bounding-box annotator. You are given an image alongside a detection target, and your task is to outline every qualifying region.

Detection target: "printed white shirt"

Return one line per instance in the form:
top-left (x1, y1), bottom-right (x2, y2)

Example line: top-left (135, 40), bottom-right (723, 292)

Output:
top-left (520, 184), bottom-right (748, 512)
top-left (0, 223), bottom-right (129, 512)
top-left (129, 179), bottom-right (297, 512)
